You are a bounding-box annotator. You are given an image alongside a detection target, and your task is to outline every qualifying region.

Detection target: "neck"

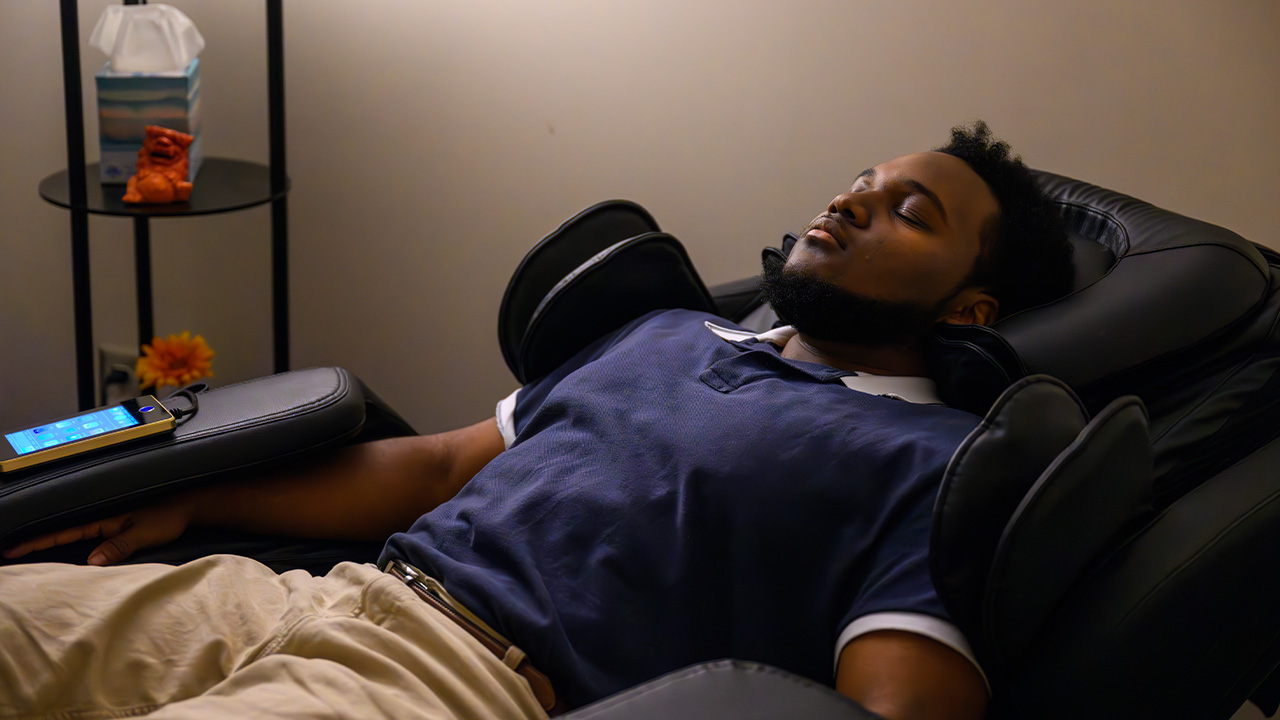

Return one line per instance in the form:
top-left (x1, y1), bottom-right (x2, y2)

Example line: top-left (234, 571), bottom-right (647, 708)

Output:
top-left (780, 332), bottom-right (929, 376)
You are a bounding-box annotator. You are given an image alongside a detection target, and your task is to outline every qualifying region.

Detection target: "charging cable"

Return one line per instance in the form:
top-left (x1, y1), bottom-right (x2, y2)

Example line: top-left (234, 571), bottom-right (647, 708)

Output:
top-left (160, 382), bottom-right (207, 423)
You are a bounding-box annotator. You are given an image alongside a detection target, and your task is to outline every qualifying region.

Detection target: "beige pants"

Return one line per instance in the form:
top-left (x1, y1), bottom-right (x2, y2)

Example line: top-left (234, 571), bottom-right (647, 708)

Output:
top-left (0, 556), bottom-right (547, 720)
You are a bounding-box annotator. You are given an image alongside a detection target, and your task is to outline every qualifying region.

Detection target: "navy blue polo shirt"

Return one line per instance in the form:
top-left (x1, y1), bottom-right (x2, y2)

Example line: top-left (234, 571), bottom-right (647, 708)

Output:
top-left (381, 309), bottom-right (981, 708)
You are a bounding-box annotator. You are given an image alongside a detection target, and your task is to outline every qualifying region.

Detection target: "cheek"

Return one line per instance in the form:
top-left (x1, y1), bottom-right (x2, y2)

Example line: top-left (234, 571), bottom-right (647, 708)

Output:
top-left (855, 248), bottom-right (971, 303)
top-left (784, 237), bottom-right (974, 303)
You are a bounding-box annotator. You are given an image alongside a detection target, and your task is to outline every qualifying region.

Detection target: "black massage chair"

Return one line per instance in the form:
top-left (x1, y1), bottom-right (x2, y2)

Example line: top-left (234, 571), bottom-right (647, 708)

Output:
top-left (3, 171), bottom-right (1277, 720)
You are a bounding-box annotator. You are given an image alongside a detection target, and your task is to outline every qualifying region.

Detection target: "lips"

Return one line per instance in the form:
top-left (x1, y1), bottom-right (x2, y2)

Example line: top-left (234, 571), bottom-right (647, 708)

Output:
top-left (804, 215), bottom-right (848, 250)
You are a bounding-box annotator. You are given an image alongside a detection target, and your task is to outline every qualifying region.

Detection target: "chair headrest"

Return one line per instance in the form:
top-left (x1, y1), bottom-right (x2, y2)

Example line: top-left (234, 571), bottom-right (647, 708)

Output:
top-left (515, 232), bottom-right (717, 383)
top-left (498, 200), bottom-right (660, 382)
top-left (995, 171), bottom-right (1271, 390)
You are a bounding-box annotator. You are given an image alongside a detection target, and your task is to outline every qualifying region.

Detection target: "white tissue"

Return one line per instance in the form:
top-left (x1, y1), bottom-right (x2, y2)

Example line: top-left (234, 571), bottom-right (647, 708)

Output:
top-left (90, 4), bottom-right (205, 74)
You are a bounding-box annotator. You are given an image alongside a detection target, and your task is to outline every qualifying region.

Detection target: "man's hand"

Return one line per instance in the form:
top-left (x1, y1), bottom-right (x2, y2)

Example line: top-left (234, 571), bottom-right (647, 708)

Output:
top-left (836, 630), bottom-right (987, 720)
top-left (3, 497), bottom-right (196, 565)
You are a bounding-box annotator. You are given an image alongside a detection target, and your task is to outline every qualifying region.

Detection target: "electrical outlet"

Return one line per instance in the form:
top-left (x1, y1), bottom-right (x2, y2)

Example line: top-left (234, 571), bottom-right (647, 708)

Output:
top-left (98, 343), bottom-right (139, 405)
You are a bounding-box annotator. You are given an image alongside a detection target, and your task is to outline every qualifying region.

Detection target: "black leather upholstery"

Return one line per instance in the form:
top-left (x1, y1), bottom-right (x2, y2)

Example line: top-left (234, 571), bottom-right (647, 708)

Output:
top-left (1011, 173), bottom-right (1278, 508)
top-left (512, 231), bottom-right (717, 384)
top-left (563, 660), bottom-right (882, 720)
top-left (499, 200), bottom-right (661, 382)
top-left (984, 395), bottom-right (1154, 681)
top-left (925, 323), bottom-right (1030, 416)
top-left (930, 375), bottom-right (1089, 657)
top-left (999, 172), bottom-right (1270, 389)
top-left (992, 435), bottom-right (1280, 719)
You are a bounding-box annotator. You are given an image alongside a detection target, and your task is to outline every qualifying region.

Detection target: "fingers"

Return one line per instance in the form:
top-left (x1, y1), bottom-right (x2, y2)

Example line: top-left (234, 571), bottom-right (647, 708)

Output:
top-left (4, 504), bottom-right (192, 566)
top-left (4, 519), bottom-right (112, 559)
top-left (88, 509), bottom-right (189, 566)
top-left (3, 515), bottom-right (131, 561)
top-left (88, 533), bottom-right (135, 566)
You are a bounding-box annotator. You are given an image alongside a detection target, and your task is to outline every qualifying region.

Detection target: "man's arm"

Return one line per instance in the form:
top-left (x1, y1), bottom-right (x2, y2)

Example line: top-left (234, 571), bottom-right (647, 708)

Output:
top-left (836, 630), bottom-right (987, 720)
top-left (189, 417), bottom-right (506, 540)
top-left (4, 417), bottom-right (506, 565)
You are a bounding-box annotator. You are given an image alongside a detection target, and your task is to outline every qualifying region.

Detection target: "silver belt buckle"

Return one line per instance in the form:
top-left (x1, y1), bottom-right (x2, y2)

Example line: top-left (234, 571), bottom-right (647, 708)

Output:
top-left (384, 558), bottom-right (425, 584)
top-left (383, 558), bottom-right (514, 647)
top-left (386, 559), bottom-right (457, 611)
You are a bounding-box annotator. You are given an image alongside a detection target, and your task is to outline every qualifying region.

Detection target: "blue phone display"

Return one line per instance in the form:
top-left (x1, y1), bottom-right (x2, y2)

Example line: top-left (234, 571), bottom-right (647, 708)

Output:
top-left (5, 406), bottom-right (141, 456)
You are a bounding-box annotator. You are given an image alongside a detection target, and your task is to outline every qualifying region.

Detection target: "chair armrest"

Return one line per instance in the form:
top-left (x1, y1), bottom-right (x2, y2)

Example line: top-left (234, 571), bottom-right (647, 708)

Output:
top-left (0, 367), bottom-right (415, 574)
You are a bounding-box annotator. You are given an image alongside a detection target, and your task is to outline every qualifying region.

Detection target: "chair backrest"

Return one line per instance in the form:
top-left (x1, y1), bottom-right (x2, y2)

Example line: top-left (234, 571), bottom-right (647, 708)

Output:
top-left (929, 173), bottom-right (1280, 719)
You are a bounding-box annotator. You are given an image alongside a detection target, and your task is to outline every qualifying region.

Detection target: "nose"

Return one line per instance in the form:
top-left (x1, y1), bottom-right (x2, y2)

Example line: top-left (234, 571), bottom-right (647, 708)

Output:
top-left (828, 191), bottom-right (873, 227)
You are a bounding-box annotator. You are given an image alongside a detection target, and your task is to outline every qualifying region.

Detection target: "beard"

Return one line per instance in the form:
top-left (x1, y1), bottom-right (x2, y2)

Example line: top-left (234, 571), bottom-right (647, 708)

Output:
top-left (759, 257), bottom-right (945, 347)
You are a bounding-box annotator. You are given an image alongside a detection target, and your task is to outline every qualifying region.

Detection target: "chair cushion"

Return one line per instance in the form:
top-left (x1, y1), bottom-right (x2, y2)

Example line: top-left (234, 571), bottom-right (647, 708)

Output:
top-left (985, 395), bottom-right (1153, 676)
top-left (931, 375), bottom-right (1089, 655)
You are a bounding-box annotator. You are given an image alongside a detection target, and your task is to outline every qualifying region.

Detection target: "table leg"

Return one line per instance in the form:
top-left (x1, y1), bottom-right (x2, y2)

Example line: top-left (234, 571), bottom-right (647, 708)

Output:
top-left (60, 0), bottom-right (93, 411)
top-left (134, 217), bottom-right (154, 350)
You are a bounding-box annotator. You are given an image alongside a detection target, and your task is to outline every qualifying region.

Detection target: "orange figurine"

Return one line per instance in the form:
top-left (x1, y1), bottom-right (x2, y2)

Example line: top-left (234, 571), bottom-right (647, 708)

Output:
top-left (121, 125), bottom-right (195, 204)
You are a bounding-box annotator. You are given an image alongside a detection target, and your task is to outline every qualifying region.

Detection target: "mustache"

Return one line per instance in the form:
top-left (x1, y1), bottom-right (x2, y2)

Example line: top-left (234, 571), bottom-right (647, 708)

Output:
top-left (803, 213), bottom-right (840, 233)
top-left (801, 214), bottom-right (849, 249)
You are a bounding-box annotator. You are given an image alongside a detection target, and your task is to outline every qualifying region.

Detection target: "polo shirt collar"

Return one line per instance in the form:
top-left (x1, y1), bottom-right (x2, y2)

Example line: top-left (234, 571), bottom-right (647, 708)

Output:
top-left (703, 321), bottom-right (945, 406)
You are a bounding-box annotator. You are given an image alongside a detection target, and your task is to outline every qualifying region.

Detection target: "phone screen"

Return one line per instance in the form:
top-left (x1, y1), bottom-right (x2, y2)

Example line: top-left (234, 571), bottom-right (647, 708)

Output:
top-left (5, 405), bottom-right (141, 455)
top-left (0, 397), bottom-right (176, 473)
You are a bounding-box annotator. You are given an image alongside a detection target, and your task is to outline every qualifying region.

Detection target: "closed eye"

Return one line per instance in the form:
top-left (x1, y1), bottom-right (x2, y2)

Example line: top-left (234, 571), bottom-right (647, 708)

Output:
top-left (896, 208), bottom-right (929, 230)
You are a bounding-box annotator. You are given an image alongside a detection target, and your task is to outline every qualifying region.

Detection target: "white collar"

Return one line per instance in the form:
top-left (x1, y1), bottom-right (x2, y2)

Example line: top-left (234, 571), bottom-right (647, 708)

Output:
top-left (703, 321), bottom-right (945, 405)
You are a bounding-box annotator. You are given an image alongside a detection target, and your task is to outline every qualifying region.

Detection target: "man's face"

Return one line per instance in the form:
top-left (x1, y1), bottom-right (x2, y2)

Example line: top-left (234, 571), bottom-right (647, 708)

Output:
top-left (762, 151), bottom-right (1001, 347)
top-left (789, 151), bottom-right (999, 310)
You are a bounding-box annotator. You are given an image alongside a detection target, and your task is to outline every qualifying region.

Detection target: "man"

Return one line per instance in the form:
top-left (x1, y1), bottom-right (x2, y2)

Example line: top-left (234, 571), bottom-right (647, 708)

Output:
top-left (1, 121), bottom-right (1072, 720)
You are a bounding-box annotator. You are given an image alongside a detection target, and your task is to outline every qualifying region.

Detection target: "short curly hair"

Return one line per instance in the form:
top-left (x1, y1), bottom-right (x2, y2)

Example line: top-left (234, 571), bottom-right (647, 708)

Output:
top-left (936, 121), bottom-right (1074, 318)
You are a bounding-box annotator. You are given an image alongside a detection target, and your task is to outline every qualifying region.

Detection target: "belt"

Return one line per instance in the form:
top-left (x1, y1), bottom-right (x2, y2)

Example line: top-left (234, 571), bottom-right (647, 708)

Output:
top-left (383, 559), bottom-right (560, 714)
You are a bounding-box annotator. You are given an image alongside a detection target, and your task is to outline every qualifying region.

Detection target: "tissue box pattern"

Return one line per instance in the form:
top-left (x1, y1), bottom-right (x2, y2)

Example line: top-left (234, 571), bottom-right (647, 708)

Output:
top-left (96, 58), bottom-right (203, 185)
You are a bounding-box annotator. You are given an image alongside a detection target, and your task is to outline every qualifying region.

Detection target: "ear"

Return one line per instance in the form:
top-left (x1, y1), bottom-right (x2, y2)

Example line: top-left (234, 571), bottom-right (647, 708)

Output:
top-left (940, 287), bottom-right (999, 327)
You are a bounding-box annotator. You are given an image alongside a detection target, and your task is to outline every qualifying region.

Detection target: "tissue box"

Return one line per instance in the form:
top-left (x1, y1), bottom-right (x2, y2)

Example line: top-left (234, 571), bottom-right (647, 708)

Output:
top-left (96, 58), bottom-right (203, 185)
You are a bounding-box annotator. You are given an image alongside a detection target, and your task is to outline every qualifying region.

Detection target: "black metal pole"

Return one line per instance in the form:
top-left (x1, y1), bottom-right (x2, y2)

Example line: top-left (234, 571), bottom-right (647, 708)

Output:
top-left (134, 217), bottom-right (154, 348)
top-left (60, 0), bottom-right (94, 410)
top-left (267, 0), bottom-right (289, 373)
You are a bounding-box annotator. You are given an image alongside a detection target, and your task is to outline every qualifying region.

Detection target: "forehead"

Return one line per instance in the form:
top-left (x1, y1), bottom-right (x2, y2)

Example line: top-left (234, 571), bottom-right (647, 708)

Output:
top-left (863, 151), bottom-right (998, 234)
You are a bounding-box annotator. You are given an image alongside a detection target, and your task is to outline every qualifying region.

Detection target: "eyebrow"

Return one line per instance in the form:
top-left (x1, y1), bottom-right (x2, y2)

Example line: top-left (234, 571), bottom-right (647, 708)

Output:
top-left (855, 168), bottom-right (950, 225)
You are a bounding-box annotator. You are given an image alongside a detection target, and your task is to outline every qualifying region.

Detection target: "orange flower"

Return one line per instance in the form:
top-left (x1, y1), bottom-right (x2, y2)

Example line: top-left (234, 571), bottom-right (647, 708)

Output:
top-left (136, 331), bottom-right (215, 390)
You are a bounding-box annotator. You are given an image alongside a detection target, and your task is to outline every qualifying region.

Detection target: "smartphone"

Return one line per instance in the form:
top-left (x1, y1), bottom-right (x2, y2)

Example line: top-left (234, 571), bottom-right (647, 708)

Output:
top-left (0, 396), bottom-right (176, 473)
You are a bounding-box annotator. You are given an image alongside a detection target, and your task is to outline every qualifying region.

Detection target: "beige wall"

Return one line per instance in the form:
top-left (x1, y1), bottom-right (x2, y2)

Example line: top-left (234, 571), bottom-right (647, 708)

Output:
top-left (1, 0), bottom-right (1277, 434)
